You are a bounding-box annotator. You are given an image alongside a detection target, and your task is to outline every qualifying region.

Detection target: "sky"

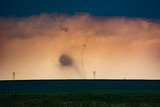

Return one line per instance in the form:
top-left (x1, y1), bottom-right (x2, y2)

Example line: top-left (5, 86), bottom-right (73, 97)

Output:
top-left (0, 0), bottom-right (160, 80)
top-left (0, 0), bottom-right (160, 19)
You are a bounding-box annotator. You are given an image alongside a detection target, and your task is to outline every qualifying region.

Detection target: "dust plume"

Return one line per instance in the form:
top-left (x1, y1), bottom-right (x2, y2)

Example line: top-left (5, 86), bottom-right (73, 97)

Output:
top-left (0, 13), bottom-right (160, 80)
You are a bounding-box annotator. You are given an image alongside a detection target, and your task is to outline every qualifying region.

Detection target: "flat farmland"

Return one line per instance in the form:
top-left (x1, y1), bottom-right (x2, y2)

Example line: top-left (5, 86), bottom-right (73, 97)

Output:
top-left (0, 80), bottom-right (160, 107)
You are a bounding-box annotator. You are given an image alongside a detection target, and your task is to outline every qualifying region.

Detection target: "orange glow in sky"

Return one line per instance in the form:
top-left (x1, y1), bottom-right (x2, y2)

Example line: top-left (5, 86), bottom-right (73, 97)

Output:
top-left (0, 14), bottom-right (160, 80)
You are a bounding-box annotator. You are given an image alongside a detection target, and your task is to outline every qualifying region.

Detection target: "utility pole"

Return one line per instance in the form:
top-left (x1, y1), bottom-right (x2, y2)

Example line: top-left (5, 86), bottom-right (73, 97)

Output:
top-left (93, 71), bottom-right (96, 79)
top-left (82, 44), bottom-right (86, 69)
top-left (12, 72), bottom-right (15, 80)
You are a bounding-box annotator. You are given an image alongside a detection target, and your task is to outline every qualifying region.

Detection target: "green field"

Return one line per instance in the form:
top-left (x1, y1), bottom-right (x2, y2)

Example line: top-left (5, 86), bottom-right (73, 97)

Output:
top-left (0, 91), bottom-right (160, 107)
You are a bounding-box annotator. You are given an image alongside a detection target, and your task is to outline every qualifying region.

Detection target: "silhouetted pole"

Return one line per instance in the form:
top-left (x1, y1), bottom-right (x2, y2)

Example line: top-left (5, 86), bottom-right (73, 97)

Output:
top-left (81, 44), bottom-right (86, 78)
top-left (12, 72), bottom-right (15, 80)
top-left (93, 71), bottom-right (96, 79)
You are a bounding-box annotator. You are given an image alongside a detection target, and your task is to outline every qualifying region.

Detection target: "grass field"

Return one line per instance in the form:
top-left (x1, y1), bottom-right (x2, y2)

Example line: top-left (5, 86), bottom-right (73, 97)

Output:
top-left (0, 91), bottom-right (160, 107)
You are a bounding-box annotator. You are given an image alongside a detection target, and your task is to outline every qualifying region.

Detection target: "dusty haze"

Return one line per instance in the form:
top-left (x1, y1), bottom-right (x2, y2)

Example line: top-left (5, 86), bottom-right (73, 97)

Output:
top-left (0, 13), bottom-right (160, 80)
